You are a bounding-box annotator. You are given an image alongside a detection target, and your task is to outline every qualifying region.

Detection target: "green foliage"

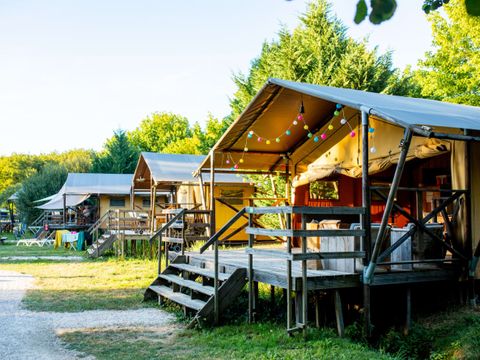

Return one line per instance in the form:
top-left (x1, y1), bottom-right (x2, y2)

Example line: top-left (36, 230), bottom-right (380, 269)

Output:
top-left (415, 0), bottom-right (480, 106)
top-left (354, 1), bottom-right (479, 25)
top-left (16, 164), bottom-right (68, 224)
top-left (128, 112), bottom-right (230, 156)
top-left (128, 112), bottom-right (192, 153)
top-left (92, 130), bottom-right (140, 174)
top-left (0, 149), bottom-right (93, 205)
top-left (379, 325), bottom-right (433, 359)
top-left (229, 0), bottom-right (416, 120)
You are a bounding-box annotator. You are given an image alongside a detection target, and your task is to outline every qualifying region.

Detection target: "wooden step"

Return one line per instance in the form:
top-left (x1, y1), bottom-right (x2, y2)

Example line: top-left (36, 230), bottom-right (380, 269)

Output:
top-left (149, 285), bottom-right (206, 310)
top-left (162, 236), bottom-right (184, 244)
top-left (159, 274), bottom-right (214, 296)
top-left (169, 263), bottom-right (230, 281)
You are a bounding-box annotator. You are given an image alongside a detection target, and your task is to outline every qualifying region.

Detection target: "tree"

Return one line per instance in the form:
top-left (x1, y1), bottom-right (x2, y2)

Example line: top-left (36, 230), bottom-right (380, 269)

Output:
top-left (92, 130), bottom-right (139, 174)
top-left (128, 112), bottom-right (192, 153)
top-left (230, 0), bottom-right (416, 120)
top-left (414, 0), bottom-right (480, 106)
top-left (16, 164), bottom-right (68, 224)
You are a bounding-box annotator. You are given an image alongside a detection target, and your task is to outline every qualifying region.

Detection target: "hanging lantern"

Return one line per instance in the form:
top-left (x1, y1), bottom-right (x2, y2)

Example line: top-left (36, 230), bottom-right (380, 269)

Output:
top-left (293, 120), bottom-right (298, 125)
top-left (303, 124), bottom-right (309, 130)
top-left (370, 146), bottom-right (377, 153)
top-left (350, 131), bottom-right (356, 137)
top-left (328, 124), bottom-right (334, 131)
top-left (321, 133), bottom-right (327, 140)
top-left (234, 164), bottom-right (239, 169)
top-left (226, 159), bottom-right (230, 164)
top-left (340, 118), bottom-right (347, 125)
top-left (313, 136), bottom-right (319, 142)
top-left (266, 140), bottom-right (271, 145)
top-left (244, 147), bottom-right (249, 152)
top-left (369, 127), bottom-right (375, 133)
top-left (334, 110), bottom-right (340, 116)
top-left (240, 158), bottom-right (244, 163)
top-left (307, 132), bottom-right (313, 138)
top-left (336, 103), bottom-right (343, 109)
top-left (275, 137), bottom-right (280, 143)
top-left (285, 129), bottom-right (291, 136)
top-left (257, 137), bottom-right (262, 142)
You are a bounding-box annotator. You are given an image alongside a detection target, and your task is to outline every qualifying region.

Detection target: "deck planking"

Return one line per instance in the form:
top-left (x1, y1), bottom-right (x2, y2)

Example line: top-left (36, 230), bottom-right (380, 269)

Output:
top-left (186, 249), bottom-right (460, 291)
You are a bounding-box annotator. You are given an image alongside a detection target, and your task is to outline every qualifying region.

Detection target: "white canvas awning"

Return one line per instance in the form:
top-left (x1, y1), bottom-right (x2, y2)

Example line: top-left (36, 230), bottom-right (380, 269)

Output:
top-left (36, 173), bottom-right (133, 210)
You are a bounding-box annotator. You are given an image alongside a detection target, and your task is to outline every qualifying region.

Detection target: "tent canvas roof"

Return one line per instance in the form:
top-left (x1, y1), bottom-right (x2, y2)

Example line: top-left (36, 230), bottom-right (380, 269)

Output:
top-left (37, 173), bottom-right (133, 210)
top-left (196, 78), bottom-right (480, 173)
top-left (133, 152), bottom-right (245, 191)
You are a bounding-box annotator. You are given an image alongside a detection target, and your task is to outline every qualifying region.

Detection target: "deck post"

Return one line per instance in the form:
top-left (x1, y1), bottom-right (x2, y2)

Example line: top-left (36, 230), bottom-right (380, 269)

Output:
top-left (158, 232), bottom-right (162, 275)
top-left (361, 109), bottom-right (372, 335)
top-left (334, 290), bottom-right (345, 337)
top-left (181, 211), bottom-right (186, 256)
top-left (210, 151), bottom-right (219, 325)
top-left (301, 213), bottom-right (308, 337)
top-left (63, 193), bottom-right (66, 226)
top-left (286, 212), bottom-right (293, 333)
top-left (404, 286), bottom-right (412, 335)
top-left (248, 211), bottom-right (254, 323)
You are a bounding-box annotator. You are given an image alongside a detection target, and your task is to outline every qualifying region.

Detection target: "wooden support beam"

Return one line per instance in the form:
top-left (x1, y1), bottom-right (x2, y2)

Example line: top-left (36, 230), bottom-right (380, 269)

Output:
top-left (361, 110), bottom-right (371, 265)
top-left (404, 287), bottom-right (412, 336)
top-left (334, 290), bottom-right (345, 337)
top-left (248, 211), bottom-right (254, 324)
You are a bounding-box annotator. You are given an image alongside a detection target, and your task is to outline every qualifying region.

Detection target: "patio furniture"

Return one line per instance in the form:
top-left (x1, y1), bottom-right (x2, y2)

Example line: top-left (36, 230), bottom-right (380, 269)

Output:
top-left (62, 233), bottom-right (79, 250)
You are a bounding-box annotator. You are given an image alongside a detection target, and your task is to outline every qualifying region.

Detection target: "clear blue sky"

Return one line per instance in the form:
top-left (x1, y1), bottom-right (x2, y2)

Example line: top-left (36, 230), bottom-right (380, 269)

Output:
top-left (0, 0), bottom-right (433, 155)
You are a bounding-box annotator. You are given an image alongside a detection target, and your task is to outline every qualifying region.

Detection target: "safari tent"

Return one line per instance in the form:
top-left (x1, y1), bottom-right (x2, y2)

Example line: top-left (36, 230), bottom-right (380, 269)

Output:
top-left (35, 173), bottom-right (143, 229)
top-left (132, 152), bottom-right (255, 241)
top-left (181, 78), bottom-right (480, 333)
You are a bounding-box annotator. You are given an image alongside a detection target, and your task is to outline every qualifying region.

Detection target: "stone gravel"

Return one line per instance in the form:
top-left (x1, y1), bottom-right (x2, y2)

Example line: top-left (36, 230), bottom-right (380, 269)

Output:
top-left (0, 270), bottom-right (175, 360)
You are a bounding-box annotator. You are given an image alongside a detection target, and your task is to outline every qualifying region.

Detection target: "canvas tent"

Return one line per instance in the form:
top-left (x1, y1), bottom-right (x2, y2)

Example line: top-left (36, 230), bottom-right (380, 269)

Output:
top-left (132, 152), bottom-right (255, 239)
top-left (37, 173), bottom-right (133, 210)
top-left (196, 77), bottom-right (480, 273)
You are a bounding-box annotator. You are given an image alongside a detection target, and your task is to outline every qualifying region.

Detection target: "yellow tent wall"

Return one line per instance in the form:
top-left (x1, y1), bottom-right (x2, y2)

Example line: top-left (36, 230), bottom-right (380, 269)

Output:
top-left (177, 183), bottom-right (255, 241)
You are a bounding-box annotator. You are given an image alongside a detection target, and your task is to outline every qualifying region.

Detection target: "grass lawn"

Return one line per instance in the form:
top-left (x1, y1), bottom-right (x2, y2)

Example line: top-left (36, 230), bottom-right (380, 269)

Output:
top-left (0, 243), bottom-right (159, 312)
top-left (60, 323), bottom-right (395, 360)
top-left (2, 243), bottom-right (480, 359)
top-left (0, 242), bottom-right (75, 257)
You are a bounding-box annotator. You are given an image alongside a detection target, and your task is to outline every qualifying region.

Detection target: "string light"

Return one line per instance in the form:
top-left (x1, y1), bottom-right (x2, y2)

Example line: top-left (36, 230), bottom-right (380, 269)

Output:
top-left (224, 101), bottom-right (361, 170)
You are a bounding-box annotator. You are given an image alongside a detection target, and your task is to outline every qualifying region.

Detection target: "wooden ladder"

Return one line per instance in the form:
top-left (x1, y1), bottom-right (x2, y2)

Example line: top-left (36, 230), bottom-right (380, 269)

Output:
top-left (144, 255), bottom-right (246, 326)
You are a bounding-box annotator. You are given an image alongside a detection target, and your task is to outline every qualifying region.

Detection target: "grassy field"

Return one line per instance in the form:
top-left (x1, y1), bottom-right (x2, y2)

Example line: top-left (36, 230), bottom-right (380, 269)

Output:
top-left (2, 242), bottom-right (480, 359)
top-left (0, 242), bottom-right (75, 257)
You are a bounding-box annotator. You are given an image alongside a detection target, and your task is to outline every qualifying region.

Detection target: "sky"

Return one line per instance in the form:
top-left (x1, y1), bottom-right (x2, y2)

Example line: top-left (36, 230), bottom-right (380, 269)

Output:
top-left (0, 0), bottom-right (433, 156)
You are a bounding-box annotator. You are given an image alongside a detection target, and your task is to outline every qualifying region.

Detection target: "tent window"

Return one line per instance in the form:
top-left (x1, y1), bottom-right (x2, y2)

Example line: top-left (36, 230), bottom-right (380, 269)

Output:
top-left (309, 181), bottom-right (339, 200)
top-left (110, 197), bottom-right (125, 207)
top-left (142, 199), bottom-right (151, 207)
top-left (220, 189), bottom-right (244, 205)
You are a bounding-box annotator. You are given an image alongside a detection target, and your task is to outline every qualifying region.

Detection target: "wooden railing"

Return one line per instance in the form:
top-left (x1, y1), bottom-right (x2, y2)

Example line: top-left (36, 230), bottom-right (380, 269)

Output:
top-left (155, 209), bottom-right (213, 275)
top-left (244, 206), bottom-right (365, 335)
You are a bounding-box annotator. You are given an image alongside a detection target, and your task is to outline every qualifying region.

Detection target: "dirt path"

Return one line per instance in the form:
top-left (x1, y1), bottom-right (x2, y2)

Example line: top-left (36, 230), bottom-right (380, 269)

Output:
top-left (0, 270), bottom-right (175, 360)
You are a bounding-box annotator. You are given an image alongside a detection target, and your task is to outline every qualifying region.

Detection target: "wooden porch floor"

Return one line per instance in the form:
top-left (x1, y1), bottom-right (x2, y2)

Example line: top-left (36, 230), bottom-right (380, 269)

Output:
top-left (185, 249), bottom-right (461, 291)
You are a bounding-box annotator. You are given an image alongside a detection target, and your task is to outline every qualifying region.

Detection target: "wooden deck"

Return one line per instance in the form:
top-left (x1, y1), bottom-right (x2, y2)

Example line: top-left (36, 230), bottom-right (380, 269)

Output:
top-left (186, 249), bottom-right (461, 291)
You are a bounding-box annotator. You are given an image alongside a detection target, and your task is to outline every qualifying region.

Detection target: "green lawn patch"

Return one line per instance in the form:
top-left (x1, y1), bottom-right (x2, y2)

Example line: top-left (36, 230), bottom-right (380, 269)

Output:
top-left (0, 257), bottom-right (159, 312)
top-left (0, 242), bottom-right (75, 257)
top-left (60, 323), bottom-right (395, 360)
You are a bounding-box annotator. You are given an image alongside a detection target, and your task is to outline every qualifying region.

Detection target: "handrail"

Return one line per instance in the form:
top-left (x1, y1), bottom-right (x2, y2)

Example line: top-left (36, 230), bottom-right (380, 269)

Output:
top-left (199, 207), bottom-right (246, 253)
top-left (149, 208), bottom-right (186, 245)
top-left (87, 210), bottom-right (112, 234)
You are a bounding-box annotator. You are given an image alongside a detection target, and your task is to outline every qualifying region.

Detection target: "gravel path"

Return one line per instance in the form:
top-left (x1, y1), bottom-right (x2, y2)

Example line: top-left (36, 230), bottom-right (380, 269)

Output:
top-left (0, 270), bottom-right (176, 360)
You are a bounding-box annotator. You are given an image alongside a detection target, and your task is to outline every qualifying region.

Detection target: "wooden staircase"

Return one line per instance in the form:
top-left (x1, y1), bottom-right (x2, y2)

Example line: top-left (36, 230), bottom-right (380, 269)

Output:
top-left (144, 254), bottom-right (246, 326)
top-left (86, 232), bottom-right (117, 257)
